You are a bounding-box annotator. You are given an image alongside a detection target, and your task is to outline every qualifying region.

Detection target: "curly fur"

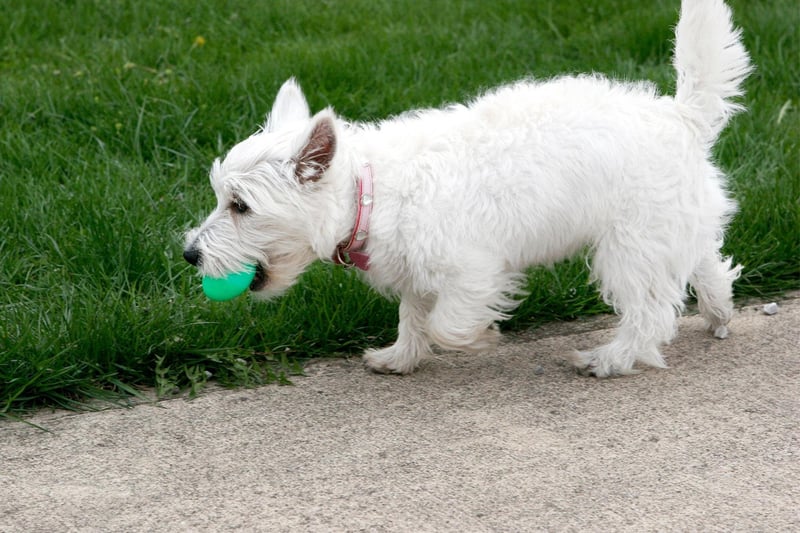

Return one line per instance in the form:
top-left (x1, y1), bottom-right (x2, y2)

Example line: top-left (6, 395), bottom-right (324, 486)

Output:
top-left (185, 0), bottom-right (751, 377)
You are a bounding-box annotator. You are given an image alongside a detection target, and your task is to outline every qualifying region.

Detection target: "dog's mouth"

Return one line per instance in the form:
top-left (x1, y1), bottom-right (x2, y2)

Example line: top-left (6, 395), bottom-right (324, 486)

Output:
top-left (249, 263), bottom-right (268, 292)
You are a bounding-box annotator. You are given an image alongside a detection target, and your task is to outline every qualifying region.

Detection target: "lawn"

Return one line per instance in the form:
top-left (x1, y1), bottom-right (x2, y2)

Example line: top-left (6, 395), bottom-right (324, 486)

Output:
top-left (1, 0), bottom-right (797, 415)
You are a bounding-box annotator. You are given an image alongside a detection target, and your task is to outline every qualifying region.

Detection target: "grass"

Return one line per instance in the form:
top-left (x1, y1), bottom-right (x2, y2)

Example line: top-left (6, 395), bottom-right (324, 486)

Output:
top-left (1, 0), bottom-right (798, 416)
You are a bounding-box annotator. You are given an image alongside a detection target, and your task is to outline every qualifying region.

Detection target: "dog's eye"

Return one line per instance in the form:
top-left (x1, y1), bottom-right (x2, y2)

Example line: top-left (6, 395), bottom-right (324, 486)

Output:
top-left (231, 198), bottom-right (250, 214)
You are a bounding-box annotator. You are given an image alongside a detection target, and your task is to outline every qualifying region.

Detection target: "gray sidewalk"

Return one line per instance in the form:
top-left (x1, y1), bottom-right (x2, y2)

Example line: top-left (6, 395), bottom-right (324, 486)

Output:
top-left (2, 296), bottom-right (798, 532)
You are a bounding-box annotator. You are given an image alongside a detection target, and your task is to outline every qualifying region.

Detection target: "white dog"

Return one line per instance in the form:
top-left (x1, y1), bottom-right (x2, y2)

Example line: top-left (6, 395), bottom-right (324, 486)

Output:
top-left (184, 0), bottom-right (751, 377)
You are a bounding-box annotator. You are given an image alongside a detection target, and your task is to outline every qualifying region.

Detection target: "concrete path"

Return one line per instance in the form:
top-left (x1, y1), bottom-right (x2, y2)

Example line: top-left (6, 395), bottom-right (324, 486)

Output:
top-left (2, 296), bottom-right (798, 532)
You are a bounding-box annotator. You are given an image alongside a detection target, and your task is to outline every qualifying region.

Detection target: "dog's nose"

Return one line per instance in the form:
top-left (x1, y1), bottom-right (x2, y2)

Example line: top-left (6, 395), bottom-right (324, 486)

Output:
top-left (183, 247), bottom-right (201, 266)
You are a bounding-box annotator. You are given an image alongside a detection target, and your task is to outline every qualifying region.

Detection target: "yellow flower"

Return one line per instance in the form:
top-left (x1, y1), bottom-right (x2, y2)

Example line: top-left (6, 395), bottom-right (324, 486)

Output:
top-left (192, 35), bottom-right (206, 48)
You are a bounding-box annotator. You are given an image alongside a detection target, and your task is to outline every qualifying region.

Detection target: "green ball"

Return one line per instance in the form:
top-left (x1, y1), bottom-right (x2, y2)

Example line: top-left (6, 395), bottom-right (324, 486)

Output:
top-left (202, 264), bottom-right (257, 301)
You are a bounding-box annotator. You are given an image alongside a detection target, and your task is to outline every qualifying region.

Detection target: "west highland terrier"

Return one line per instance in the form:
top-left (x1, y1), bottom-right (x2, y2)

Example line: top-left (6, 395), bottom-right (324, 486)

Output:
top-left (184, 0), bottom-right (751, 377)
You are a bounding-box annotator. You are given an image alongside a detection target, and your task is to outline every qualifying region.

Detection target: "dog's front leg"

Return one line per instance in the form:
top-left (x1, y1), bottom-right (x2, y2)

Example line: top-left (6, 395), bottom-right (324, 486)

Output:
top-left (364, 294), bottom-right (433, 374)
top-left (425, 295), bottom-right (502, 355)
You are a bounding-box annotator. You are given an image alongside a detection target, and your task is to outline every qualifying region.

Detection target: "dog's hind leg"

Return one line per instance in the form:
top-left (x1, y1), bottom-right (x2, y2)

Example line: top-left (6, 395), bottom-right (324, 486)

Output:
top-left (690, 248), bottom-right (741, 339)
top-left (363, 294), bottom-right (433, 374)
top-left (571, 233), bottom-right (689, 377)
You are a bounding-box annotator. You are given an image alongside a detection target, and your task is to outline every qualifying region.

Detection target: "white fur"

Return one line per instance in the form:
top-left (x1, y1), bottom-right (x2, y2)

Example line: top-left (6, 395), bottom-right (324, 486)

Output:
top-left (185, 0), bottom-right (751, 377)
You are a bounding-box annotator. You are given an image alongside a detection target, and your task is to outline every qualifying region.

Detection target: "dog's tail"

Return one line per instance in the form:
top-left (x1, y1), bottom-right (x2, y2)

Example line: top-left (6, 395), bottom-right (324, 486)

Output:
top-left (673, 0), bottom-right (752, 140)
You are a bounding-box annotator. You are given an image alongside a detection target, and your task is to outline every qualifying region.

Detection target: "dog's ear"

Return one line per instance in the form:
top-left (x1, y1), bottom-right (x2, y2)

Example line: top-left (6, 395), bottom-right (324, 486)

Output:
top-left (293, 112), bottom-right (336, 183)
top-left (266, 78), bottom-right (311, 132)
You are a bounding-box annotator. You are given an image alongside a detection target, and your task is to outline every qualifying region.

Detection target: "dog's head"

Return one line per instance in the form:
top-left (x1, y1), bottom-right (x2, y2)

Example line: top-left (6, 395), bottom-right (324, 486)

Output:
top-left (183, 78), bottom-right (341, 298)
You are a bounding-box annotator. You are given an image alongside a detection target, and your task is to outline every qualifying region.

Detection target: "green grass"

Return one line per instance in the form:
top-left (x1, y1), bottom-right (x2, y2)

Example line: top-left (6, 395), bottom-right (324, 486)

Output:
top-left (1, 0), bottom-right (798, 415)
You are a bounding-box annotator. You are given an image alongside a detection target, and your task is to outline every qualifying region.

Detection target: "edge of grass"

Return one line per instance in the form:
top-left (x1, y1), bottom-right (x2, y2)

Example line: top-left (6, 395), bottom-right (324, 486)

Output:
top-left (1, 0), bottom-right (797, 416)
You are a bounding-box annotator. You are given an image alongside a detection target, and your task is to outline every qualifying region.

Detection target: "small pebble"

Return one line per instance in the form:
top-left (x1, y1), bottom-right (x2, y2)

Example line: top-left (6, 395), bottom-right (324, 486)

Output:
top-left (762, 302), bottom-right (779, 315)
top-left (533, 365), bottom-right (545, 376)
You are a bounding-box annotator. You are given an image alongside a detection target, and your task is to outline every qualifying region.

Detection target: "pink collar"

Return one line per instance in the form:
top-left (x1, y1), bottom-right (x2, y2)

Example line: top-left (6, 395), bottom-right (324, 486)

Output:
top-left (333, 163), bottom-right (373, 271)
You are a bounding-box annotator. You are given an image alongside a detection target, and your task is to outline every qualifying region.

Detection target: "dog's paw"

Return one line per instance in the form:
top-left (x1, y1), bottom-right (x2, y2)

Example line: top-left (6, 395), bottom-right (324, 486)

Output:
top-left (712, 325), bottom-right (729, 339)
top-left (566, 349), bottom-right (639, 378)
top-left (428, 324), bottom-right (501, 354)
top-left (363, 346), bottom-right (419, 375)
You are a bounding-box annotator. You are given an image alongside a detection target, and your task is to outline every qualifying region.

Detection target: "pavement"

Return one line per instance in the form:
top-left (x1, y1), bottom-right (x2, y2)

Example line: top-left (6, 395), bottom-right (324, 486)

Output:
top-left (2, 295), bottom-right (798, 532)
